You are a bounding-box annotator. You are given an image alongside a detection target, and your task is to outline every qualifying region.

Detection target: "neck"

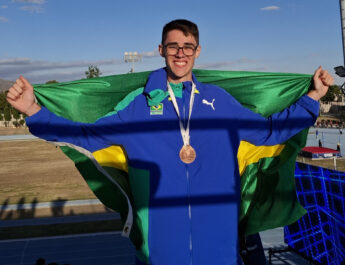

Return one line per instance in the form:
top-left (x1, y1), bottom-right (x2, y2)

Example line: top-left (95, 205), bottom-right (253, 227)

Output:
top-left (166, 71), bottom-right (193, 84)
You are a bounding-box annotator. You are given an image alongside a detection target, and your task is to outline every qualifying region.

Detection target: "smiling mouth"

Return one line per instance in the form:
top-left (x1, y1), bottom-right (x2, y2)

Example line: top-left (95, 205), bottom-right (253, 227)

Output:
top-left (174, 61), bottom-right (187, 66)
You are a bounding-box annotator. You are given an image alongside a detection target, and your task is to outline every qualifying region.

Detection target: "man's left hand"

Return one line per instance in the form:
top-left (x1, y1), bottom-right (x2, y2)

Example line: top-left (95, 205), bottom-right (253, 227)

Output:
top-left (307, 66), bottom-right (334, 101)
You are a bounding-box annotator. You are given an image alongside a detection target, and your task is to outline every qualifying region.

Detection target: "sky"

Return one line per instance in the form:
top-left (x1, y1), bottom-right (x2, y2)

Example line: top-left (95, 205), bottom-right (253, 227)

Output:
top-left (0, 0), bottom-right (344, 85)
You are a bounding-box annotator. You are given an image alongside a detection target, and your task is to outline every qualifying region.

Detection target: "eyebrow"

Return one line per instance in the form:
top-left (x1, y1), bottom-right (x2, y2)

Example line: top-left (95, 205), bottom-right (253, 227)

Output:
top-left (165, 42), bottom-right (197, 46)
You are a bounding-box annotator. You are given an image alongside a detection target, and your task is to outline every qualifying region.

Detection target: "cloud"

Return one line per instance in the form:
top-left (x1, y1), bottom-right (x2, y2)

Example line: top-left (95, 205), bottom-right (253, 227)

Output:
top-left (20, 5), bottom-right (44, 13)
top-left (141, 50), bottom-right (160, 58)
top-left (0, 58), bottom-right (32, 65)
top-left (260, 6), bottom-right (280, 11)
top-left (0, 57), bottom-right (124, 82)
top-left (1, 5), bottom-right (8, 8)
top-left (12, 0), bottom-right (46, 13)
top-left (0, 16), bottom-right (8, 22)
top-left (12, 0), bottom-right (46, 4)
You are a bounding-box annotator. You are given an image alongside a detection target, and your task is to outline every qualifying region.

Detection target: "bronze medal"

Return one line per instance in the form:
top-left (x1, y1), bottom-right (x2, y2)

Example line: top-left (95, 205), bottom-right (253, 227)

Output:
top-left (179, 145), bottom-right (196, 164)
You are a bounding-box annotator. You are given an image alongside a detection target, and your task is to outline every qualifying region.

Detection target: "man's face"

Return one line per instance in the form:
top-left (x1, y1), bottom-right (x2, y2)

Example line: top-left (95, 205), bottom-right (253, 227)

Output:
top-left (159, 29), bottom-right (201, 83)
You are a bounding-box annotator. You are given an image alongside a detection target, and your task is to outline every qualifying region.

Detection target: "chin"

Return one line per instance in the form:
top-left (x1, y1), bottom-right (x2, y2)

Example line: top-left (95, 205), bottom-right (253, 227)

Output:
top-left (171, 69), bottom-right (191, 81)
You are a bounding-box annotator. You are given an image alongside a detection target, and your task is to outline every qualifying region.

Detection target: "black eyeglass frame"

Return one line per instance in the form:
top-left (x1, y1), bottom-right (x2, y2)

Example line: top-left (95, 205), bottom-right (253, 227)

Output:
top-left (163, 44), bottom-right (199, 56)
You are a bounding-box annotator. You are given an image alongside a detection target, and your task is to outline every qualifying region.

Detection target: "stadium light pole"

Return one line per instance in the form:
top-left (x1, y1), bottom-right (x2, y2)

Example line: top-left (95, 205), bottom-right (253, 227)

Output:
top-left (124, 51), bottom-right (142, 73)
top-left (335, 0), bottom-right (345, 95)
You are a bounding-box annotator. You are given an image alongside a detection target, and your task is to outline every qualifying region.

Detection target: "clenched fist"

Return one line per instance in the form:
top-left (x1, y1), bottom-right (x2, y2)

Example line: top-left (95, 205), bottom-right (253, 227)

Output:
top-left (307, 66), bottom-right (334, 101)
top-left (6, 76), bottom-right (41, 116)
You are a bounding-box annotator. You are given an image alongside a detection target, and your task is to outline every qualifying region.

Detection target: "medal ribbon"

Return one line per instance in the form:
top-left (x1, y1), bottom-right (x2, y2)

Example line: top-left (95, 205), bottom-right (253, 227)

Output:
top-left (167, 81), bottom-right (196, 146)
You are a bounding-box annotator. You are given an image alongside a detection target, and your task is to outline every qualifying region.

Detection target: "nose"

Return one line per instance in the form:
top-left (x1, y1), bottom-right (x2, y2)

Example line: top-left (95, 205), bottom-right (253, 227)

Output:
top-left (176, 47), bottom-right (184, 57)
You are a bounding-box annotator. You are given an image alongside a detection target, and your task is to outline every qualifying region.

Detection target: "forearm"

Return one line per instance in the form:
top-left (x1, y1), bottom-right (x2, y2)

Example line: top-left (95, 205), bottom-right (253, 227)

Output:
top-left (26, 107), bottom-right (110, 152)
top-left (307, 90), bottom-right (322, 101)
top-left (242, 95), bottom-right (319, 146)
top-left (25, 103), bottom-right (41, 116)
top-left (264, 95), bottom-right (319, 145)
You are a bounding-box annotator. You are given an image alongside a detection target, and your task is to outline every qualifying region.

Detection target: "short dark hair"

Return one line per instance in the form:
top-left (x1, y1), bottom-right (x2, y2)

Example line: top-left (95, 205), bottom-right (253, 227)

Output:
top-left (161, 19), bottom-right (199, 45)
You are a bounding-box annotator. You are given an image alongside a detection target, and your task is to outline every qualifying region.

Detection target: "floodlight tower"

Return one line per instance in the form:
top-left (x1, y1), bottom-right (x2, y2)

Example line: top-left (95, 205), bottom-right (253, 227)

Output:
top-left (335, 0), bottom-right (345, 94)
top-left (124, 51), bottom-right (142, 73)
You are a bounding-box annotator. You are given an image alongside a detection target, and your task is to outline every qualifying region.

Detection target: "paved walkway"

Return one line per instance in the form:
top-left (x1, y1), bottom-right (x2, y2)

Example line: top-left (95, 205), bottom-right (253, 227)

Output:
top-left (0, 134), bottom-right (37, 141)
top-left (261, 228), bottom-right (311, 265)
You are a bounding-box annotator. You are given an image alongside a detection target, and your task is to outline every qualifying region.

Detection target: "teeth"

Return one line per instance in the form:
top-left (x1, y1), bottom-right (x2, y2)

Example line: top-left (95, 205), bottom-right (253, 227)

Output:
top-left (175, 62), bottom-right (186, 66)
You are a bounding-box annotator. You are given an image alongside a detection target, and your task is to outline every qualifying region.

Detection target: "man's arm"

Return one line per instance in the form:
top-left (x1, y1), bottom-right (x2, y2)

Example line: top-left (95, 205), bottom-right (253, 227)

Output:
top-left (6, 76), bottom-right (41, 116)
top-left (6, 76), bottom-right (129, 153)
top-left (239, 66), bottom-right (333, 146)
top-left (307, 66), bottom-right (334, 101)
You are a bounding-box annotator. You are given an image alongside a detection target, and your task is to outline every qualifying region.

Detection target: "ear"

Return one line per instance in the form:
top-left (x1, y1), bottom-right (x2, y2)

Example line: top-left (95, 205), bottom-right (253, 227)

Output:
top-left (195, 45), bottom-right (201, 59)
top-left (158, 44), bottom-right (165, 57)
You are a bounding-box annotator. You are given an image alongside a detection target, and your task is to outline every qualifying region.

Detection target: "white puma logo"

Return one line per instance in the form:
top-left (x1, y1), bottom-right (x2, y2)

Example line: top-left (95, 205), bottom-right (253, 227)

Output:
top-left (202, 99), bottom-right (215, 110)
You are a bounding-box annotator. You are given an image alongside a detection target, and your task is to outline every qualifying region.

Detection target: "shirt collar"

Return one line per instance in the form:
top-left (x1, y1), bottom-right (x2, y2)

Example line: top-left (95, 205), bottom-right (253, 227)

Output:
top-left (144, 67), bottom-right (200, 106)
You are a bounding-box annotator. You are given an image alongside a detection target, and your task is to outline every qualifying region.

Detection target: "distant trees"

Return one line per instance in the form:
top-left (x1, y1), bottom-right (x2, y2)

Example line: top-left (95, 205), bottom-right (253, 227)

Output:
top-left (0, 91), bottom-right (26, 127)
top-left (46, 80), bottom-right (59, 84)
top-left (0, 79), bottom-right (61, 127)
top-left (321, 85), bottom-right (341, 103)
top-left (0, 90), bottom-right (6, 108)
top-left (4, 106), bottom-right (11, 124)
top-left (85, 65), bottom-right (101, 79)
top-left (0, 92), bottom-right (9, 124)
top-left (12, 108), bottom-right (20, 120)
top-left (19, 119), bottom-right (25, 126)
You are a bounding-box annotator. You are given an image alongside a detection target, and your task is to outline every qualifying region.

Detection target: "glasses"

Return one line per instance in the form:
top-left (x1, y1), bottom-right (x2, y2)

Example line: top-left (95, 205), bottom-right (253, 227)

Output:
top-left (164, 44), bottom-right (198, 56)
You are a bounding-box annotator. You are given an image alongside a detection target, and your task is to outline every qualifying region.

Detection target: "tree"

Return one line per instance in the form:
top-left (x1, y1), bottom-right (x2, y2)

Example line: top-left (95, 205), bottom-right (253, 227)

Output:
top-left (0, 92), bottom-right (8, 117)
top-left (0, 92), bottom-right (7, 110)
top-left (0, 91), bottom-right (14, 121)
top-left (320, 85), bottom-right (341, 103)
top-left (85, 65), bottom-right (101, 79)
top-left (12, 120), bottom-right (19, 128)
top-left (12, 108), bottom-right (20, 120)
top-left (19, 119), bottom-right (25, 126)
top-left (4, 106), bottom-right (11, 127)
top-left (46, 80), bottom-right (59, 84)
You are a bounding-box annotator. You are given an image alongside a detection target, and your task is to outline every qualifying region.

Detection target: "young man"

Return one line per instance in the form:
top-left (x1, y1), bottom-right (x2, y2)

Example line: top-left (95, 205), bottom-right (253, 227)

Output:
top-left (7, 19), bottom-right (333, 265)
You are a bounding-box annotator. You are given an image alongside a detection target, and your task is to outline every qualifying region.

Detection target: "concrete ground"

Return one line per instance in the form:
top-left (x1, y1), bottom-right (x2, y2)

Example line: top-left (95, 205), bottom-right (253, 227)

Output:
top-left (261, 228), bottom-right (311, 265)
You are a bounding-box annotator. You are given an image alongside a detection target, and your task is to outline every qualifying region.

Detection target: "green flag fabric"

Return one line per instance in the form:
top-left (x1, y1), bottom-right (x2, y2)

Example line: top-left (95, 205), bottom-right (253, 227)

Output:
top-left (33, 69), bottom-right (312, 236)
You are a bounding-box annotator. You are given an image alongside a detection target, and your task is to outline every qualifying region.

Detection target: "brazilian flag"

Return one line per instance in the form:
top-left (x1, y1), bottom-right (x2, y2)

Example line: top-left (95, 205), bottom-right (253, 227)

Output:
top-left (33, 69), bottom-right (312, 236)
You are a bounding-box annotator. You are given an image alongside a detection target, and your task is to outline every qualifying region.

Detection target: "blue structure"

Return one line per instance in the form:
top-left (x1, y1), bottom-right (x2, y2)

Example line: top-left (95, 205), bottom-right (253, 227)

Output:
top-left (284, 162), bottom-right (345, 265)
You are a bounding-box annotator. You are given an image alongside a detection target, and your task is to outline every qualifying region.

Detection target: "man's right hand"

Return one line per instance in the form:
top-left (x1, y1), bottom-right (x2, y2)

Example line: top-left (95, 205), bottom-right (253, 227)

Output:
top-left (6, 76), bottom-right (41, 116)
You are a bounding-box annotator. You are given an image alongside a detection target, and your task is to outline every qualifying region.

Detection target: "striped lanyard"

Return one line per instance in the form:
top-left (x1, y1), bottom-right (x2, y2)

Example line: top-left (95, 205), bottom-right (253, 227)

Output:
top-left (167, 81), bottom-right (196, 146)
